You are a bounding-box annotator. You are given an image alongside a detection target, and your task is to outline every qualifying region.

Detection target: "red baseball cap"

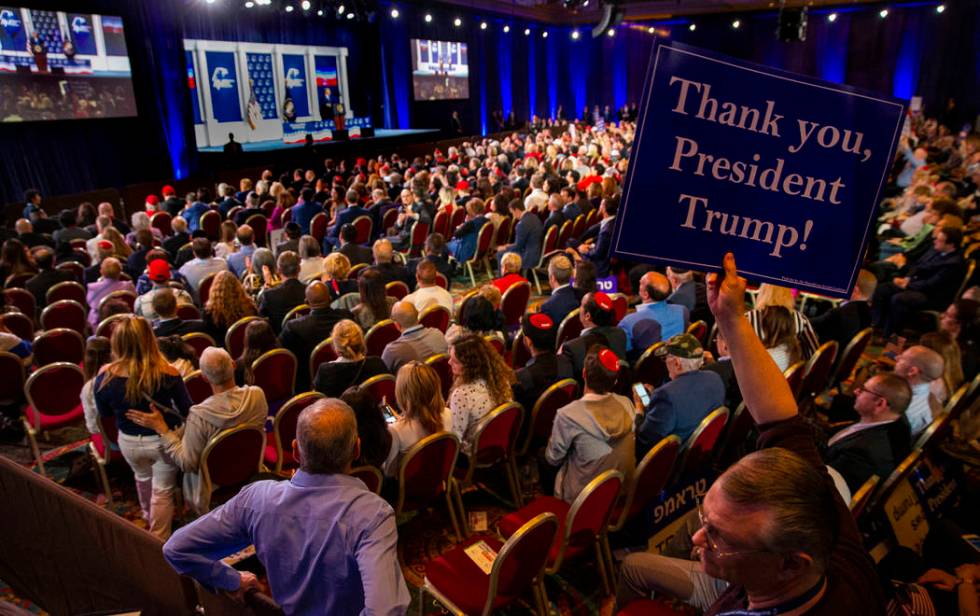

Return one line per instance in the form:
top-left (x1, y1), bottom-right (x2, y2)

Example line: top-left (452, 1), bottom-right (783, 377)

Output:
top-left (147, 259), bottom-right (171, 282)
top-left (161, 185), bottom-right (176, 196)
top-left (456, 181), bottom-right (470, 191)
top-left (146, 195), bottom-right (159, 205)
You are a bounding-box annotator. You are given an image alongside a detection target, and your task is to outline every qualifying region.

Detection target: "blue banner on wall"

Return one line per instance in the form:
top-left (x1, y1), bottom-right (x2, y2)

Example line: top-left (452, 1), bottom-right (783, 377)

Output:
top-left (0, 7), bottom-right (25, 52)
top-left (67, 13), bottom-right (97, 55)
top-left (246, 52), bottom-right (277, 120)
top-left (205, 50), bottom-right (242, 123)
top-left (282, 54), bottom-right (309, 118)
top-left (613, 42), bottom-right (905, 298)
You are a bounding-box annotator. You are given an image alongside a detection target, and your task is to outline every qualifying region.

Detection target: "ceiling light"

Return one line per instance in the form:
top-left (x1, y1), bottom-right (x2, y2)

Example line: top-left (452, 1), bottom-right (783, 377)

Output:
top-left (571, 29), bottom-right (580, 39)
top-left (503, 25), bottom-right (510, 33)
top-left (301, 0), bottom-right (310, 10)
top-left (732, 19), bottom-right (740, 28)
top-left (389, 7), bottom-right (399, 17)
top-left (688, 22), bottom-right (696, 31)
top-left (205, 0), bottom-right (215, 4)
top-left (424, 12), bottom-right (432, 22)
top-left (542, 31), bottom-right (548, 38)
top-left (607, 28), bottom-right (615, 36)
top-left (316, 8), bottom-right (323, 15)
top-left (346, 12), bottom-right (354, 19)
top-left (285, 4), bottom-right (294, 12)
top-left (936, 3), bottom-right (945, 12)
top-left (648, 26), bottom-right (655, 34)
top-left (337, 4), bottom-right (344, 13)
top-left (879, 9), bottom-right (889, 18)
top-left (827, 12), bottom-right (837, 22)
top-left (244, 0), bottom-right (254, 6)
top-left (454, 17), bottom-right (462, 26)
top-left (480, 21), bottom-right (487, 29)
top-left (524, 27), bottom-right (530, 35)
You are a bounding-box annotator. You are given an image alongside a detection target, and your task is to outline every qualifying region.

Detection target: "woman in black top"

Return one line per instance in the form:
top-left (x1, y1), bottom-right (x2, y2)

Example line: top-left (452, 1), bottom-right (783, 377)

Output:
top-left (313, 319), bottom-right (389, 397)
top-left (340, 387), bottom-right (392, 469)
top-left (235, 319), bottom-right (280, 385)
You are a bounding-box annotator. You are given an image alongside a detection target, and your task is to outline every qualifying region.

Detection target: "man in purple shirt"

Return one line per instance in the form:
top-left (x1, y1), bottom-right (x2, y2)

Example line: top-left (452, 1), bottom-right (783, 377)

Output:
top-left (162, 399), bottom-right (411, 615)
top-left (85, 257), bottom-right (136, 327)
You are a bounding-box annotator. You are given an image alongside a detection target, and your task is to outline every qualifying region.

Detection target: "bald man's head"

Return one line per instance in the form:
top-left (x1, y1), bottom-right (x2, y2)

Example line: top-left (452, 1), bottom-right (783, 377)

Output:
top-left (390, 301), bottom-right (419, 330)
top-left (640, 272), bottom-right (671, 303)
top-left (896, 346), bottom-right (944, 385)
top-left (294, 399), bottom-right (358, 474)
top-left (15, 219), bottom-right (31, 234)
top-left (306, 281), bottom-right (331, 308)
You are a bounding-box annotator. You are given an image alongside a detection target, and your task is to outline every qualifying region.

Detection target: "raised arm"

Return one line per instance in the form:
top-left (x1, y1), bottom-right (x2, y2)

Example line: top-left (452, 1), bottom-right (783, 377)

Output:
top-left (707, 253), bottom-right (797, 424)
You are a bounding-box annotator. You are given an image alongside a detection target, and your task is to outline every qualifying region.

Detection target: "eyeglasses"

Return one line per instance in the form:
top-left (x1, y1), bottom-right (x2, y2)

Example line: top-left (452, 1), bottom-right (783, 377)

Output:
top-left (696, 497), bottom-right (771, 559)
top-left (853, 385), bottom-right (886, 401)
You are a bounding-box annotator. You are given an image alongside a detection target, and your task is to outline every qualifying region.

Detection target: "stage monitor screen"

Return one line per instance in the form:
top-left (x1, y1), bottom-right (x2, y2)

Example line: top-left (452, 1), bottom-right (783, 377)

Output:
top-left (410, 39), bottom-right (468, 100)
top-left (0, 7), bottom-right (137, 122)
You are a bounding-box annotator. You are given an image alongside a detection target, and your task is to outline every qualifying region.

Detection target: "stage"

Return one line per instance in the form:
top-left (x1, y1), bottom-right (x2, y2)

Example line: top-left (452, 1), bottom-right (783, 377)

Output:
top-left (197, 128), bottom-right (440, 153)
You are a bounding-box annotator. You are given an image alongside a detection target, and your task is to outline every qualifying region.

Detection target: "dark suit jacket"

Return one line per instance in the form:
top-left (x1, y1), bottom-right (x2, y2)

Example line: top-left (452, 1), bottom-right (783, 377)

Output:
top-left (513, 352), bottom-right (574, 415)
top-left (328, 205), bottom-right (370, 240)
top-left (374, 262), bottom-right (414, 290)
top-left (586, 221), bottom-right (614, 277)
top-left (153, 318), bottom-right (205, 338)
top-left (25, 269), bottom-right (75, 310)
top-left (233, 207), bottom-right (266, 227)
top-left (313, 356), bottom-right (390, 398)
top-left (560, 326), bottom-right (628, 381)
top-left (275, 239), bottom-right (300, 257)
top-left (340, 242), bottom-right (374, 267)
top-left (539, 286), bottom-right (579, 328)
top-left (408, 255), bottom-right (454, 281)
top-left (810, 301), bottom-right (871, 350)
top-left (906, 248), bottom-right (966, 307)
top-left (544, 210), bottom-right (567, 232)
top-left (279, 306), bottom-right (355, 390)
top-left (703, 359), bottom-right (743, 412)
top-left (826, 418), bottom-right (911, 493)
top-left (259, 278), bottom-right (308, 334)
top-left (509, 212), bottom-right (544, 270)
top-left (163, 232), bottom-right (190, 259)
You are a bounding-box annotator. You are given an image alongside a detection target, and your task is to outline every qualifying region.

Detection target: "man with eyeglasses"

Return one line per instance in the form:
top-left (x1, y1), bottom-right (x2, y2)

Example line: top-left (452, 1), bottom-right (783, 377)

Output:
top-left (617, 253), bottom-right (886, 615)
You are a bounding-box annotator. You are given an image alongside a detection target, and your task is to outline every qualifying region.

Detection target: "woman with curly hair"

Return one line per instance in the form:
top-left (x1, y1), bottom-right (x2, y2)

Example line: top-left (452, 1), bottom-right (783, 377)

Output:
top-left (203, 270), bottom-right (257, 344)
top-left (447, 333), bottom-right (516, 453)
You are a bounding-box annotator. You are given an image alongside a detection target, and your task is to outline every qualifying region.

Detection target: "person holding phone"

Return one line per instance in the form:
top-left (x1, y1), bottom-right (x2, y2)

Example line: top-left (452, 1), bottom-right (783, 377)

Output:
top-left (382, 362), bottom-right (451, 477)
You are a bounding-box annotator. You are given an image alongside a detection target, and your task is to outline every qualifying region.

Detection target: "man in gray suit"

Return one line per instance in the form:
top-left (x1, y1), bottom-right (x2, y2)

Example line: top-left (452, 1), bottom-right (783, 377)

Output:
top-left (496, 200), bottom-right (543, 273)
top-left (381, 301), bottom-right (449, 372)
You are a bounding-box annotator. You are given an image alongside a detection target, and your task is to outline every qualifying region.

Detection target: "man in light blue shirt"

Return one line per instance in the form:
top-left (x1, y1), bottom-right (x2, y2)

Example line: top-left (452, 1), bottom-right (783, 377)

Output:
top-left (178, 238), bottom-right (229, 298)
top-left (181, 199), bottom-right (210, 233)
top-left (226, 224), bottom-right (256, 279)
top-left (618, 271), bottom-right (688, 353)
top-left (163, 398), bottom-right (410, 615)
top-left (893, 345), bottom-right (944, 438)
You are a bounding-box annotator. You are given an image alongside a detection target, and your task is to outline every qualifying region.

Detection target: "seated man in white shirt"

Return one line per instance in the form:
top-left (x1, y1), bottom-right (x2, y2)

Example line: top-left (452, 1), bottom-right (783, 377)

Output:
top-left (402, 260), bottom-right (453, 313)
top-left (893, 345), bottom-right (944, 438)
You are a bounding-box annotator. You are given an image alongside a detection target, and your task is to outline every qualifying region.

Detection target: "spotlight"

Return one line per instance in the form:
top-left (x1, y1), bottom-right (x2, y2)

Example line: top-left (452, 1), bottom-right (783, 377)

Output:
top-left (606, 28), bottom-right (615, 36)
top-left (936, 3), bottom-right (945, 12)
top-left (301, 0), bottom-right (310, 10)
top-left (337, 4), bottom-right (344, 13)
top-left (648, 26), bottom-right (655, 34)
top-left (879, 8), bottom-right (888, 18)
top-left (205, 0), bottom-right (215, 4)
top-left (571, 29), bottom-right (580, 39)
top-left (827, 12), bottom-right (837, 22)
top-left (454, 17), bottom-right (461, 26)
top-left (732, 19), bottom-right (740, 29)
top-left (285, 4), bottom-right (294, 11)
top-left (245, 0), bottom-right (254, 6)
top-left (688, 22), bottom-right (696, 31)
top-left (503, 25), bottom-right (510, 32)
top-left (583, 0), bottom-right (588, 5)
top-left (524, 27), bottom-right (530, 35)
top-left (346, 11), bottom-right (354, 18)
top-left (480, 21), bottom-right (487, 30)
top-left (317, 8), bottom-right (323, 15)
top-left (542, 31), bottom-right (548, 38)
top-left (424, 12), bottom-right (432, 22)
top-left (390, 7), bottom-right (399, 17)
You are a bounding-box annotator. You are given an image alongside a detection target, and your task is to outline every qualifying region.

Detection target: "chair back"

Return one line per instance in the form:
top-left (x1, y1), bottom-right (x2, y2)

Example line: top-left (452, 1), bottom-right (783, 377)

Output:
top-left (348, 263), bottom-right (368, 280)
top-left (557, 470), bottom-right (623, 567)
top-left (468, 402), bottom-right (523, 469)
top-left (198, 273), bottom-right (218, 307)
top-left (486, 513), bottom-right (560, 614)
top-left (570, 214), bottom-right (587, 239)
top-left (281, 303), bottom-right (311, 330)
top-left (500, 281), bottom-right (531, 329)
top-left (536, 226), bottom-right (559, 267)
top-left (849, 474), bottom-right (879, 522)
top-left (181, 332), bottom-right (216, 359)
top-left (518, 378), bottom-right (578, 456)
top-left (609, 293), bottom-right (629, 325)
top-left (556, 220), bottom-right (573, 249)
top-left (245, 215), bottom-right (268, 247)
top-left (25, 362), bottom-right (85, 424)
top-left (1, 311), bottom-right (34, 341)
top-left (95, 313), bottom-right (130, 339)
top-left (310, 212), bottom-right (328, 244)
top-left (309, 337), bottom-right (338, 378)
top-left (385, 280), bottom-right (410, 300)
top-left (831, 327), bottom-right (872, 388)
top-left (225, 315), bottom-right (262, 358)
top-left (150, 211), bottom-right (172, 236)
top-left (435, 272), bottom-right (449, 290)
top-left (675, 407), bottom-right (729, 481)
top-left (32, 328), bottom-right (84, 367)
top-left (555, 309), bottom-right (583, 350)
top-left (55, 261), bottom-right (85, 283)
top-left (397, 432), bottom-right (460, 514)
top-left (484, 333), bottom-right (506, 357)
top-left (634, 342), bottom-right (668, 387)
top-left (365, 319), bottom-right (399, 357)
top-left (510, 331), bottom-right (532, 369)
top-left (350, 465), bottom-right (383, 495)
top-left (450, 206), bottom-right (466, 231)
top-left (716, 402), bottom-right (756, 467)
top-left (585, 208), bottom-right (598, 228)
top-left (610, 436), bottom-right (682, 531)
top-left (40, 300), bottom-right (87, 335)
top-left (783, 361), bottom-right (806, 400)
top-left (424, 353), bottom-right (453, 399)
top-left (468, 222), bottom-right (494, 264)
top-left (4, 288), bottom-right (36, 317)
top-left (359, 373), bottom-right (397, 406)
top-left (251, 349), bottom-right (297, 405)
top-left (91, 411), bottom-right (120, 460)
top-left (956, 259), bottom-right (976, 300)
top-left (433, 209), bottom-right (450, 238)
top-left (799, 340), bottom-right (839, 402)
top-left (914, 412), bottom-right (951, 451)
top-left (865, 449), bottom-right (924, 520)
top-left (944, 377), bottom-right (975, 423)
top-left (46, 281), bottom-right (86, 307)
top-left (686, 320), bottom-right (708, 345)
top-left (201, 425), bottom-right (265, 496)
top-left (409, 222), bottom-right (430, 256)
top-left (270, 392), bottom-right (324, 473)
top-left (0, 352), bottom-right (26, 404)
top-left (98, 289), bottom-right (136, 312)
top-left (175, 303), bottom-right (202, 320)
top-left (5, 272), bottom-right (34, 289)
top-left (419, 304), bottom-right (451, 332)
top-left (456, 289), bottom-right (479, 321)
top-left (351, 215), bottom-right (373, 245)
top-left (183, 370), bottom-right (212, 405)
top-left (200, 210), bottom-right (221, 241)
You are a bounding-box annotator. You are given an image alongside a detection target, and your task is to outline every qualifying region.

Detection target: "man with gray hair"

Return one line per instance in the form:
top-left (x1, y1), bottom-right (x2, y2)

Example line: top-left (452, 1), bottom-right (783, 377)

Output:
top-left (125, 347), bottom-right (267, 514)
top-left (539, 255), bottom-right (578, 325)
top-left (894, 345), bottom-right (945, 438)
top-left (258, 251), bottom-right (306, 334)
top-left (162, 398), bottom-right (410, 614)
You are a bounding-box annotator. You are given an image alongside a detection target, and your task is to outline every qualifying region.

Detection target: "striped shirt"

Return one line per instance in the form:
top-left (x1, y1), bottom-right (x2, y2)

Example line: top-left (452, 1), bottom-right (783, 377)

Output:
top-left (746, 308), bottom-right (820, 359)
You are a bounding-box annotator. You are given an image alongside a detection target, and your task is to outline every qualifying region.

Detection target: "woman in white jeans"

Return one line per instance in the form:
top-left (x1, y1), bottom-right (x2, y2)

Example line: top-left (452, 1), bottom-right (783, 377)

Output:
top-left (94, 316), bottom-right (193, 539)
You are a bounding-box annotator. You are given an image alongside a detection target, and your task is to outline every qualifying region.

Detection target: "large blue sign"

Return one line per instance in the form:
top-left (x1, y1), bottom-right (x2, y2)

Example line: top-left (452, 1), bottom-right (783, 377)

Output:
top-left (282, 54), bottom-right (309, 118)
top-left (0, 7), bottom-right (26, 52)
top-left (205, 50), bottom-right (242, 123)
top-left (67, 13), bottom-right (97, 55)
top-left (613, 42), bottom-right (905, 298)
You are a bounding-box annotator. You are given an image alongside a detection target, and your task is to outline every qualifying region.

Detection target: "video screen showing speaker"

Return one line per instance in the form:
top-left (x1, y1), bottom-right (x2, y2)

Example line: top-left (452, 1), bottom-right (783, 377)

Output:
top-left (411, 39), bottom-right (468, 101)
top-left (0, 7), bottom-right (138, 122)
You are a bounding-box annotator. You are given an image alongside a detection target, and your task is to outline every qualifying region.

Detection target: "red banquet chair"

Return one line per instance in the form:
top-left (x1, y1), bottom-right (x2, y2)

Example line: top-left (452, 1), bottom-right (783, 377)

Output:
top-left (454, 402), bottom-right (525, 520)
top-left (517, 378), bottom-right (578, 457)
top-left (178, 333), bottom-right (215, 360)
top-left (510, 331), bottom-right (531, 370)
top-left (831, 327), bottom-right (872, 390)
top-left (0, 352), bottom-right (26, 406)
top-left (433, 209), bottom-right (450, 239)
top-left (462, 223), bottom-right (495, 287)
top-left (309, 337), bottom-right (338, 381)
top-left (396, 432), bottom-right (464, 540)
top-left (32, 328), bottom-right (84, 367)
top-left (198, 273), bottom-right (218, 307)
top-left (450, 205), bottom-right (466, 231)
top-left (266, 392), bottom-right (324, 474)
top-left (349, 465), bottom-right (384, 495)
top-left (225, 316), bottom-right (262, 359)
top-left (151, 211), bottom-right (173, 237)
top-left (23, 362), bottom-right (86, 476)
top-left (40, 300), bottom-right (87, 335)
top-left (199, 425), bottom-right (266, 513)
top-left (497, 470), bottom-right (624, 598)
top-left (423, 512), bottom-right (560, 616)
top-left (56, 261), bottom-right (85, 283)
top-left (45, 281), bottom-right (86, 307)
top-left (424, 353), bottom-right (453, 399)
top-left (1, 311), bottom-right (34, 341)
top-left (310, 213), bottom-right (328, 245)
top-left (555, 309), bottom-right (583, 351)
top-left (500, 281), bottom-right (531, 330)
top-left (609, 293), bottom-right (629, 325)
top-left (484, 333), bottom-right (506, 358)
top-left (89, 413), bottom-right (124, 506)
top-left (352, 215), bottom-right (373, 245)
top-left (419, 304), bottom-right (451, 333)
top-left (798, 340), bottom-right (839, 407)
top-left (184, 370), bottom-right (212, 405)
top-left (5, 272), bottom-right (34, 289)
top-left (435, 272), bottom-right (449, 290)
top-left (4, 288), bottom-right (36, 318)
top-left (783, 361), bottom-right (806, 400)
top-left (364, 319), bottom-right (399, 357)
top-left (281, 304), bottom-right (310, 331)
top-left (408, 221), bottom-right (430, 257)
top-left (686, 320), bottom-right (708, 345)
top-left (176, 303), bottom-right (202, 321)
top-left (385, 281), bottom-right (410, 300)
top-left (251, 349), bottom-right (297, 413)
top-left (381, 208), bottom-right (399, 236)
top-left (99, 289), bottom-right (137, 313)
top-left (200, 210), bottom-right (221, 242)
top-left (634, 342), bottom-right (669, 388)
top-left (95, 314), bottom-right (131, 339)
top-left (673, 407), bottom-right (729, 482)
top-left (358, 374), bottom-right (396, 407)
top-left (245, 214), bottom-right (268, 247)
